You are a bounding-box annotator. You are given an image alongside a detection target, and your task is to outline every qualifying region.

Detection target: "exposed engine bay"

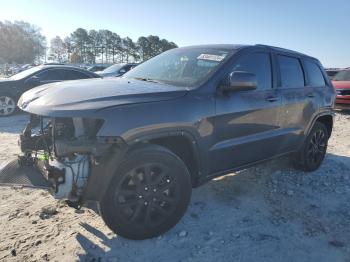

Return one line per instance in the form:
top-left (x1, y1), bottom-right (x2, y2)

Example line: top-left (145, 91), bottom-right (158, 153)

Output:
top-left (18, 114), bottom-right (110, 205)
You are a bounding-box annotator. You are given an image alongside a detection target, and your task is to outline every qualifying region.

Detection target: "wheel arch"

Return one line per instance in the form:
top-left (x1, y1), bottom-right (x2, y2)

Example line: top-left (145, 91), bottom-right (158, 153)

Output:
top-left (84, 130), bottom-right (202, 202)
top-left (126, 130), bottom-right (202, 187)
top-left (315, 114), bottom-right (333, 138)
top-left (307, 112), bottom-right (334, 138)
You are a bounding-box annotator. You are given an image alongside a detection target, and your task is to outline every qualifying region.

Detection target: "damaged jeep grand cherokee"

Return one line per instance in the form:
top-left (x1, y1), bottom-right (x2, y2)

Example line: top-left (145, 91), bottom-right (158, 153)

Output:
top-left (1, 44), bottom-right (335, 240)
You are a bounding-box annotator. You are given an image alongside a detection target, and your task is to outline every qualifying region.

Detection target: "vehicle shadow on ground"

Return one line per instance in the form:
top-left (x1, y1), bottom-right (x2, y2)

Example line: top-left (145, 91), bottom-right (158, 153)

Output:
top-left (75, 153), bottom-right (350, 262)
top-left (326, 153), bottom-right (350, 169)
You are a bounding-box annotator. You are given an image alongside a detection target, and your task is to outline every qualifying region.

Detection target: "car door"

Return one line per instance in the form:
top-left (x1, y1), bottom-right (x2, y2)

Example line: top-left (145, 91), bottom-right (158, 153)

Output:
top-left (24, 69), bottom-right (65, 90)
top-left (275, 54), bottom-right (314, 153)
top-left (210, 52), bottom-right (282, 173)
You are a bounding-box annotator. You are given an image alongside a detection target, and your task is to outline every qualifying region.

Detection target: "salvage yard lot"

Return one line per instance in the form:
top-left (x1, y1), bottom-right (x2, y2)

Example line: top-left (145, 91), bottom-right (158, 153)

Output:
top-left (0, 112), bottom-right (349, 262)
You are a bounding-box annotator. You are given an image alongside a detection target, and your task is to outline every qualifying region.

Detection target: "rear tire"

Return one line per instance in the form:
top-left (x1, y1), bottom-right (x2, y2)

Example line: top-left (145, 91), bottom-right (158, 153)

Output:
top-left (99, 145), bottom-right (192, 240)
top-left (295, 122), bottom-right (329, 172)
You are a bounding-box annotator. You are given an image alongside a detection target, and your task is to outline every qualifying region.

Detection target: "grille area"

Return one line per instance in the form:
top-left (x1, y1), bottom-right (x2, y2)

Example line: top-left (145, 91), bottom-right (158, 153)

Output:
top-left (337, 89), bottom-right (350, 96)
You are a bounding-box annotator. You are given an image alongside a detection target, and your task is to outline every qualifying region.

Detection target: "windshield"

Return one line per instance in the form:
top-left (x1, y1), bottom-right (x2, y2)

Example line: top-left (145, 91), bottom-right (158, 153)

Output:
top-left (124, 47), bottom-right (232, 87)
top-left (333, 70), bottom-right (350, 81)
top-left (9, 66), bottom-right (43, 80)
top-left (102, 64), bottom-right (124, 73)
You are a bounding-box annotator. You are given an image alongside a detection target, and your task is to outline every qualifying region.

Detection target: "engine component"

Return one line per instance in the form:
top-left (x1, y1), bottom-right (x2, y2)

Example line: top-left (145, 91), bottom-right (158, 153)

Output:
top-left (48, 154), bottom-right (90, 200)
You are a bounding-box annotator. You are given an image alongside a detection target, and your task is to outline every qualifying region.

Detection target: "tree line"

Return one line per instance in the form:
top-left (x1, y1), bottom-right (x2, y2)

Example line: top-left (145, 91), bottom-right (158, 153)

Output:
top-left (0, 21), bottom-right (178, 65)
top-left (0, 21), bottom-right (46, 64)
top-left (50, 28), bottom-right (178, 64)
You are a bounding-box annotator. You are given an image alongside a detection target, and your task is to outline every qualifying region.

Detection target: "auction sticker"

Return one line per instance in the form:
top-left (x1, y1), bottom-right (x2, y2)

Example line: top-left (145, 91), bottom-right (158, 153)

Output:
top-left (197, 54), bottom-right (226, 62)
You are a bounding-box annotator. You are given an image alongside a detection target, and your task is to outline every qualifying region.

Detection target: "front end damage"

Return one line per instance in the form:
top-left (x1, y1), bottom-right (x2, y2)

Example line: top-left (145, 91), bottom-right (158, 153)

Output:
top-left (0, 114), bottom-right (125, 207)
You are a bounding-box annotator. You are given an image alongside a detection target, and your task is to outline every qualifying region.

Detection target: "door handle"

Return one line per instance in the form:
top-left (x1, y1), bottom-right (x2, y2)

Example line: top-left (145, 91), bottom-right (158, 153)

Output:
top-left (265, 96), bottom-right (278, 102)
top-left (307, 93), bottom-right (315, 98)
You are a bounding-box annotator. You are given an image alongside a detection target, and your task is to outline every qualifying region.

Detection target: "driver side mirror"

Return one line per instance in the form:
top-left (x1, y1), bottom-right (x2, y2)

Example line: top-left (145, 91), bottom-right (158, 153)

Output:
top-left (220, 71), bottom-right (257, 92)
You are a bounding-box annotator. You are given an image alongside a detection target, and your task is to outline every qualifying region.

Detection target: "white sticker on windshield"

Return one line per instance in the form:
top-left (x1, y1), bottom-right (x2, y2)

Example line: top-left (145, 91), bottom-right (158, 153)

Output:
top-left (197, 54), bottom-right (226, 62)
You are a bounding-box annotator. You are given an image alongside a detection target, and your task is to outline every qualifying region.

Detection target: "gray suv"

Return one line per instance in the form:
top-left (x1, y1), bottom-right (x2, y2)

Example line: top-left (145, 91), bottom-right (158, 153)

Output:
top-left (0, 44), bottom-right (336, 239)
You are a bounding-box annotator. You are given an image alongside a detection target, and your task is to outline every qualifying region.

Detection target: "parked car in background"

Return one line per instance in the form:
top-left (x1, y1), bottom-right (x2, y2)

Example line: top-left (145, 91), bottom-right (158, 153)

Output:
top-left (332, 69), bottom-right (350, 109)
top-left (43, 62), bottom-right (66, 66)
top-left (10, 44), bottom-right (335, 240)
top-left (18, 64), bottom-right (33, 73)
top-left (96, 63), bottom-right (138, 77)
top-left (326, 68), bottom-right (342, 80)
top-left (87, 64), bottom-right (110, 72)
top-left (0, 65), bottom-right (100, 116)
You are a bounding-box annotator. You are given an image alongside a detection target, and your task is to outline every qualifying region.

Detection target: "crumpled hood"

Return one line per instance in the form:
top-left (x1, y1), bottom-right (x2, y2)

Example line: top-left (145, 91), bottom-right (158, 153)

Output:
top-left (18, 77), bottom-right (188, 117)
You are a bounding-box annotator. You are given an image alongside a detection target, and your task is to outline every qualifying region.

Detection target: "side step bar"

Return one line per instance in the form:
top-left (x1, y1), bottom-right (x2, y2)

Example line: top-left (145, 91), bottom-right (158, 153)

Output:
top-left (0, 159), bottom-right (51, 189)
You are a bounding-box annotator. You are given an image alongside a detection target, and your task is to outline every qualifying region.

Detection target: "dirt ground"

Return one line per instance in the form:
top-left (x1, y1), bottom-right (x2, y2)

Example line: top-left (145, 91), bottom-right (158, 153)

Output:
top-left (0, 112), bottom-right (349, 262)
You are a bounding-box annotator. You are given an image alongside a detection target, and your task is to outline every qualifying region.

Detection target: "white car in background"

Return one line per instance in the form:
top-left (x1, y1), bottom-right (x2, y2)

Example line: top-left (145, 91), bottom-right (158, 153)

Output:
top-left (96, 63), bottom-right (138, 77)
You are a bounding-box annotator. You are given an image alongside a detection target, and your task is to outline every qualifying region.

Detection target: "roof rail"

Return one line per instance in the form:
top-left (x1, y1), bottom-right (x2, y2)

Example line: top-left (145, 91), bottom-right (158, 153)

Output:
top-left (255, 44), bottom-right (308, 57)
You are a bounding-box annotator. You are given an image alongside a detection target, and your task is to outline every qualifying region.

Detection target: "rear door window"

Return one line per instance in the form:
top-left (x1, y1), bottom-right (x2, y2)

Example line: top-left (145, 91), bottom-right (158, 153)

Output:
top-left (278, 55), bottom-right (304, 88)
top-left (63, 70), bottom-right (91, 80)
top-left (231, 53), bottom-right (272, 90)
top-left (304, 60), bottom-right (326, 87)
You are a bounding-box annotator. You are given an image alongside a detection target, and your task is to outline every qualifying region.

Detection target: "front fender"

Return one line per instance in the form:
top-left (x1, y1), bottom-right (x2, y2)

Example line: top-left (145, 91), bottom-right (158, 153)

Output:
top-left (95, 93), bottom-right (215, 153)
top-left (84, 93), bottom-right (215, 199)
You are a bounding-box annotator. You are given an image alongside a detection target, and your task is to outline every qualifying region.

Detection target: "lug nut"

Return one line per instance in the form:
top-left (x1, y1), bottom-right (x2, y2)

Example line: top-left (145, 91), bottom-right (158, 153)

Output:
top-left (138, 195), bottom-right (143, 199)
top-left (153, 189), bottom-right (157, 192)
top-left (144, 201), bottom-right (148, 206)
top-left (166, 179), bottom-right (170, 183)
top-left (145, 187), bottom-right (148, 191)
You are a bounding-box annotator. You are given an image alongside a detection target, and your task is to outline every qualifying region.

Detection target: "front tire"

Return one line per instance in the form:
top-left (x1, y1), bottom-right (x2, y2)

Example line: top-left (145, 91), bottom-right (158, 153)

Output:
top-left (99, 145), bottom-right (192, 240)
top-left (296, 122), bottom-right (329, 172)
top-left (0, 95), bottom-right (16, 116)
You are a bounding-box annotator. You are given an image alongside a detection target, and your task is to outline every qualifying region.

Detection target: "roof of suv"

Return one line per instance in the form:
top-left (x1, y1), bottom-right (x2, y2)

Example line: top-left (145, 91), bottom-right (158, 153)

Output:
top-left (182, 44), bottom-right (248, 50)
top-left (181, 44), bottom-right (317, 60)
top-left (254, 44), bottom-right (315, 58)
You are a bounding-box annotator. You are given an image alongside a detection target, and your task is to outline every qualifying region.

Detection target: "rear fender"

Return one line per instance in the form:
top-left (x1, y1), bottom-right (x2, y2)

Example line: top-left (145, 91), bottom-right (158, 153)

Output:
top-left (305, 110), bottom-right (334, 138)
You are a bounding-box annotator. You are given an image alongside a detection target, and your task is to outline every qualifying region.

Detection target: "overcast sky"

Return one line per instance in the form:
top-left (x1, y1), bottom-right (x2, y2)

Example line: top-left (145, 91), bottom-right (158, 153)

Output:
top-left (0, 0), bottom-right (349, 67)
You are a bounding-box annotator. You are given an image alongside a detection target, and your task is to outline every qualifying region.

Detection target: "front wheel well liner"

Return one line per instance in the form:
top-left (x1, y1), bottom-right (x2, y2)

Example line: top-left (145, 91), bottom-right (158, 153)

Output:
top-left (129, 135), bottom-right (201, 186)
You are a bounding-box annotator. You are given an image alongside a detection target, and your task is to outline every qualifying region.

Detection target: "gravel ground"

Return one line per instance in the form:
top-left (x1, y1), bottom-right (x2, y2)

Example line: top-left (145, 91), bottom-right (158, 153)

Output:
top-left (0, 112), bottom-right (349, 262)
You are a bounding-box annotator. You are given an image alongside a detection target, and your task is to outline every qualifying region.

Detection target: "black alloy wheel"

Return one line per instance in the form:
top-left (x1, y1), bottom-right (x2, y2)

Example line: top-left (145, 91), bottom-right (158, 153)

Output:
top-left (297, 122), bottom-right (329, 172)
top-left (100, 145), bottom-right (192, 240)
top-left (114, 163), bottom-right (180, 228)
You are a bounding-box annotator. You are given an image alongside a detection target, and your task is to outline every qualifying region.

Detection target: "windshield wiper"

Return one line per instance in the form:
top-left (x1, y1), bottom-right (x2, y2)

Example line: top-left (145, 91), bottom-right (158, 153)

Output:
top-left (133, 77), bottom-right (162, 84)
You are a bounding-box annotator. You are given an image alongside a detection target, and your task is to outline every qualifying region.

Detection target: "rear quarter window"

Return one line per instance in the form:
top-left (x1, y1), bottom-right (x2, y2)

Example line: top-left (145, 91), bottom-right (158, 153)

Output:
top-left (278, 55), bottom-right (304, 88)
top-left (304, 60), bottom-right (326, 87)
